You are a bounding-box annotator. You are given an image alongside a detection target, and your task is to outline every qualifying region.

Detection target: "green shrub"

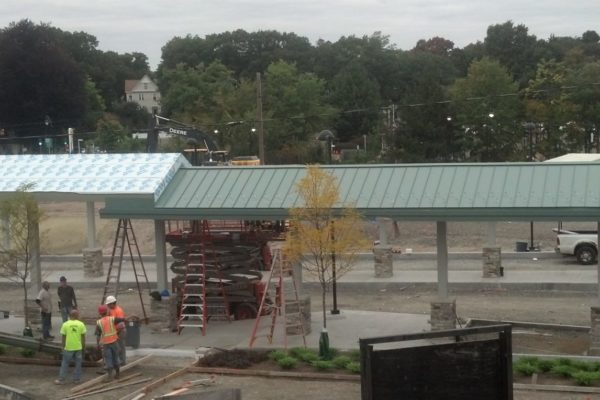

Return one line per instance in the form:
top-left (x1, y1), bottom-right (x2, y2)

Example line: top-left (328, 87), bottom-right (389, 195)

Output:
top-left (550, 364), bottom-right (577, 378)
top-left (277, 356), bottom-right (298, 370)
top-left (20, 348), bottom-right (36, 358)
top-left (591, 361), bottom-right (600, 372)
top-left (572, 370), bottom-right (600, 386)
top-left (268, 350), bottom-right (288, 362)
top-left (332, 355), bottom-right (352, 369)
top-left (518, 356), bottom-right (539, 365)
top-left (0, 344), bottom-right (6, 355)
top-left (312, 360), bottom-right (335, 370)
top-left (537, 359), bottom-right (555, 372)
top-left (556, 358), bottom-right (573, 366)
top-left (346, 361), bottom-right (361, 374)
top-left (571, 360), bottom-right (596, 372)
top-left (514, 362), bottom-right (538, 376)
top-left (289, 347), bottom-right (320, 363)
top-left (289, 347), bottom-right (308, 358)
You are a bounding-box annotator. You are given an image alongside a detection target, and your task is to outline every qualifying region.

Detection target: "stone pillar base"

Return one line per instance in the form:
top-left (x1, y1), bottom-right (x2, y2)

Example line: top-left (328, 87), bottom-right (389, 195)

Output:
top-left (149, 295), bottom-right (178, 332)
top-left (83, 248), bottom-right (104, 277)
top-left (430, 299), bottom-right (456, 331)
top-left (286, 295), bottom-right (311, 335)
top-left (373, 245), bottom-right (393, 278)
top-left (590, 306), bottom-right (600, 355)
top-left (482, 247), bottom-right (503, 278)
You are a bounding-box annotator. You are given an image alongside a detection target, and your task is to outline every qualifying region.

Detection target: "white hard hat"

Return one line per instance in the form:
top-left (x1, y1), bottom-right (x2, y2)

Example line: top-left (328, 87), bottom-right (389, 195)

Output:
top-left (105, 295), bottom-right (117, 305)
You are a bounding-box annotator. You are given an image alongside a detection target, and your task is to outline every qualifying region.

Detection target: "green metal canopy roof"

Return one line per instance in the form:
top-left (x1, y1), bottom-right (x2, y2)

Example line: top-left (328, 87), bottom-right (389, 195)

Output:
top-left (100, 162), bottom-right (600, 221)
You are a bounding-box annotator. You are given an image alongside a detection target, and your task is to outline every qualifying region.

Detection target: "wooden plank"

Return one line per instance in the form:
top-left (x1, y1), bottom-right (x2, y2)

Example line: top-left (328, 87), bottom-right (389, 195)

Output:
top-left (154, 389), bottom-right (242, 400)
top-left (68, 373), bottom-right (143, 397)
top-left (70, 354), bottom-right (153, 394)
top-left (118, 366), bottom-right (190, 400)
top-left (63, 378), bottom-right (152, 400)
top-left (154, 387), bottom-right (189, 398)
top-left (188, 366), bottom-right (360, 381)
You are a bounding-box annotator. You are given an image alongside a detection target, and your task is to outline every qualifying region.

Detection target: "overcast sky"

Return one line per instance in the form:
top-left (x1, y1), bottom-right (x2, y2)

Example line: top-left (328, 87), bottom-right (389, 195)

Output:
top-left (2, 0), bottom-right (599, 69)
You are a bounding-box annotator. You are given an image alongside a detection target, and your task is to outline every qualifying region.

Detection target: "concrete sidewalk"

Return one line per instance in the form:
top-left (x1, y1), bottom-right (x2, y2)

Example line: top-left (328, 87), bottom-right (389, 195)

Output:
top-left (0, 308), bottom-right (431, 355)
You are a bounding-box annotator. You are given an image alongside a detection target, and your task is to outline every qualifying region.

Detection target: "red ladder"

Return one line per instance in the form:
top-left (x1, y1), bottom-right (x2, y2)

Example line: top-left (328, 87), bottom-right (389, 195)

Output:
top-left (248, 248), bottom-right (306, 348)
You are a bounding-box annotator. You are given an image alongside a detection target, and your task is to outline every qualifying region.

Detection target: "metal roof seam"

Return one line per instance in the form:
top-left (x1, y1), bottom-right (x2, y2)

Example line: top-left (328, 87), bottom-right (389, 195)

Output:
top-left (364, 168), bottom-right (382, 208)
top-left (414, 168), bottom-right (432, 208)
top-left (386, 167), bottom-right (402, 208)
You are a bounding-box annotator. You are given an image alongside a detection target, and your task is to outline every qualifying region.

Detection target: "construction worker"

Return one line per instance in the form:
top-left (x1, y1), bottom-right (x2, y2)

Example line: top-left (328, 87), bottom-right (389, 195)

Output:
top-left (55, 309), bottom-right (86, 385)
top-left (57, 276), bottom-right (78, 323)
top-left (104, 295), bottom-right (127, 365)
top-left (95, 304), bottom-right (125, 380)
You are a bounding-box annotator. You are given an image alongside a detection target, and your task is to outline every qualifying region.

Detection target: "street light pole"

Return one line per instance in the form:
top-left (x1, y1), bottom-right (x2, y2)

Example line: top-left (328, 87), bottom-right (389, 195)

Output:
top-left (525, 122), bottom-right (536, 251)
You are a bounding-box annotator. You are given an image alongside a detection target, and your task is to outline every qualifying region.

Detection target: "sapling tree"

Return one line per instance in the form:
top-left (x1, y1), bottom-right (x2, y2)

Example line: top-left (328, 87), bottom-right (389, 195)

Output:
top-left (0, 184), bottom-right (42, 328)
top-left (285, 165), bottom-right (369, 354)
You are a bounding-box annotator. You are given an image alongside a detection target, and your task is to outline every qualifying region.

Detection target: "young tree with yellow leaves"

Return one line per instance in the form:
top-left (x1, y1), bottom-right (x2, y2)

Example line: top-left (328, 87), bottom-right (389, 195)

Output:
top-left (285, 165), bottom-right (369, 341)
top-left (0, 184), bottom-right (43, 330)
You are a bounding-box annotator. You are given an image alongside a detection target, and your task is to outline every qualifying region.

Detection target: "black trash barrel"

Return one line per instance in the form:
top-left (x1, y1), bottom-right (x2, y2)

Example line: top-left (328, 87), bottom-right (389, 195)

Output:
top-left (515, 241), bottom-right (528, 252)
top-left (125, 320), bottom-right (140, 349)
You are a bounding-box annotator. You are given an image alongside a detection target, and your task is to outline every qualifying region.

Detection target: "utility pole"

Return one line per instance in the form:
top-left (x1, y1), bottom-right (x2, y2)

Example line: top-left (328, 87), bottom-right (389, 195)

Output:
top-left (256, 73), bottom-right (265, 165)
top-left (146, 109), bottom-right (158, 153)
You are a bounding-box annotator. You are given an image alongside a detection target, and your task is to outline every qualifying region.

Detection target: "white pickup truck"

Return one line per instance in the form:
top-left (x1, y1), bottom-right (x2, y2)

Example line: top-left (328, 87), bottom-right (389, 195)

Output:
top-left (555, 229), bottom-right (598, 265)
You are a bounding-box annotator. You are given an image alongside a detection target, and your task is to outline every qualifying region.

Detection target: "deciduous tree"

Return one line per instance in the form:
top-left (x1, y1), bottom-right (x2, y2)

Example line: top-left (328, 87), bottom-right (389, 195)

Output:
top-left (0, 184), bottom-right (42, 328)
top-left (284, 165), bottom-right (369, 334)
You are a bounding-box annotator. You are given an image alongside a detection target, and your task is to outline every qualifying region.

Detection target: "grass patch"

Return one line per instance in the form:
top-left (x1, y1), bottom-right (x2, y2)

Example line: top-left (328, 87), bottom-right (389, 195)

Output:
top-left (0, 344), bottom-right (6, 355)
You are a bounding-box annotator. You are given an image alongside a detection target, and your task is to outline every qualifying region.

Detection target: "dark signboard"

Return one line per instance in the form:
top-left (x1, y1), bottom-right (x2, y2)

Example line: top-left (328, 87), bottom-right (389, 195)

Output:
top-left (360, 325), bottom-right (512, 400)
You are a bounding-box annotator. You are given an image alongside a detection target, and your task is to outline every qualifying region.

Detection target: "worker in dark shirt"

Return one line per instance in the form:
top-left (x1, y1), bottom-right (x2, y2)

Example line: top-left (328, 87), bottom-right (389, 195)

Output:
top-left (57, 276), bottom-right (78, 322)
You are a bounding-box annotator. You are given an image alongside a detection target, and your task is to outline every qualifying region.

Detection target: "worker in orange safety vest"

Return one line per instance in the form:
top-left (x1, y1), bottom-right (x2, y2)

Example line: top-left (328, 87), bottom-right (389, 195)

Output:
top-left (104, 295), bottom-right (128, 365)
top-left (95, 304), bottom-right (126, 380)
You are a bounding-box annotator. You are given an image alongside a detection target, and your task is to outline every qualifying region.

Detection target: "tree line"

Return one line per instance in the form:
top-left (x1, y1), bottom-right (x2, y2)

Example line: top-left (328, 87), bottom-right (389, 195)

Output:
top-left (1, 19), bottom-right (599, 162)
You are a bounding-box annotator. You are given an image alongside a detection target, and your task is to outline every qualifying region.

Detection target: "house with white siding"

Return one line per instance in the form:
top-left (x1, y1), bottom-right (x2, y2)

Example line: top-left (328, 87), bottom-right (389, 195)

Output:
top-left (124, 74), bottom-right (161, 113)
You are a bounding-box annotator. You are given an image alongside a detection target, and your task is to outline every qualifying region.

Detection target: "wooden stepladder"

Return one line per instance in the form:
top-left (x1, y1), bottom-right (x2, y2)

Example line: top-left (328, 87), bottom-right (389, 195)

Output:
top-left (101, 218), bottom-right (150, 323)
top-left (248, 248), bottom-right (306, 348)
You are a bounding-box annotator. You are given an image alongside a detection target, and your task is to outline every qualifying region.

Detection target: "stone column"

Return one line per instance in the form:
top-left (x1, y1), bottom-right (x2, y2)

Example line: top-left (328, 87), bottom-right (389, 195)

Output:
top-left (373, 245), bottom-right (393, 278)
top-left (590, 306), bottom-right (600, 355)
top-left (83, 248), bottom-right (104, 277)
top-left (430, 298), bottom-right (456, 331)
top-left (149, 295), bottom-right (177, 332)
top-left (482, 247), bottom-right (503, 278)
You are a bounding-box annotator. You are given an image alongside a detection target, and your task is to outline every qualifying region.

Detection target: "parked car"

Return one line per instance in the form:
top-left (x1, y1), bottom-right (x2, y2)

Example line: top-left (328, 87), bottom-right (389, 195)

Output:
top-left (554, 228), bottom-right (598, 265)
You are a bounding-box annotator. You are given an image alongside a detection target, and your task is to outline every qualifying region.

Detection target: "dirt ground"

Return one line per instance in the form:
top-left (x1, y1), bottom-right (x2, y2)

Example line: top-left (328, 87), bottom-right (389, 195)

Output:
top-left (2, 203), bottom-right (600, 399)
top-left (36, 201), bottom-right (598, 255)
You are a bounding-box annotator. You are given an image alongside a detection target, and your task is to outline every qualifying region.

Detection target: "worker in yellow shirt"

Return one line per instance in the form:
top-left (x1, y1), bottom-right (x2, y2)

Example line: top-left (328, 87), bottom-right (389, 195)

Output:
top-left (55, 309), bottom-right (86, 384)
